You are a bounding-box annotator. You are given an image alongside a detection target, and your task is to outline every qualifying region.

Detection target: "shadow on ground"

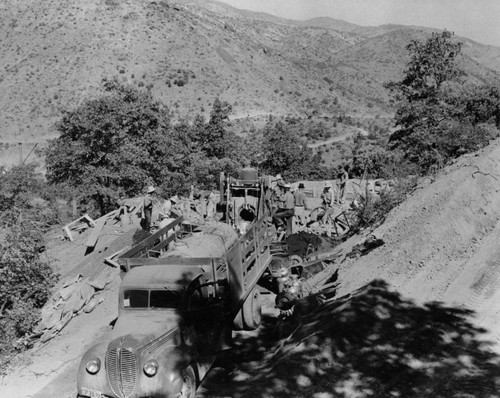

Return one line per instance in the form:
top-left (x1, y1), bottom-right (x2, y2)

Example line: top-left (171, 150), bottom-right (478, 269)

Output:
top-left (201, 280), bottom-right (500, 398)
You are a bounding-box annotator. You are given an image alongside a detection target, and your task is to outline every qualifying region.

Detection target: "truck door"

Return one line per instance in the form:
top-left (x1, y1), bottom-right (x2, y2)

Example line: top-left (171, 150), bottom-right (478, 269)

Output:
top-left (186, 275), bottom-right (229, 354)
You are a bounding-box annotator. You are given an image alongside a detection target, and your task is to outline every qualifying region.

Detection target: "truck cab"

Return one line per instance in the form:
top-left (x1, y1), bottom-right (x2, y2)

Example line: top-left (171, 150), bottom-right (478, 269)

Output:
top-left (77, 263), bottom-right (231, 398)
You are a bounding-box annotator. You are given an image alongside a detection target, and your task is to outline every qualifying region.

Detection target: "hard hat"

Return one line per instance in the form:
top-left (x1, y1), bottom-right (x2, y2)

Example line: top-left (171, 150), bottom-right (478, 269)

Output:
top-left (170, 195), bottom-right (179, 203)
top-left (283, 183), bottom-right (291, 189)
top-left (298, 183), bottom-right (305, 189)
top-left (325, 182), bottom-right (332, 188)
top-left (147, 186), bottom-right (156, 193)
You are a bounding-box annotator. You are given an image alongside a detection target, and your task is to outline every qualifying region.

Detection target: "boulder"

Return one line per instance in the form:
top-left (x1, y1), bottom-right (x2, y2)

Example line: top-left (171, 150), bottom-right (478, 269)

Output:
top-left (83, 297), bottom-right (104, 313)
top-left (38, 306), bottom-right (64, 331)
top-left (88, 278), bottom-right (106, 290)
top-left (80, 282), bottom-right (95, 305)
top-left (62, 290), bottom-right (83, 316)
top-left (60, 283), bottom-right (80, 300)
top-left (55, 312), bottom-right (73, 332)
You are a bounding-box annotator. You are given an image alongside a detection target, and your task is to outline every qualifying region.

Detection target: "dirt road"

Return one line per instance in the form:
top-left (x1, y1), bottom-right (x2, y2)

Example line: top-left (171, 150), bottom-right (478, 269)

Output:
top-left (307, 126), bottom-right (369, 148)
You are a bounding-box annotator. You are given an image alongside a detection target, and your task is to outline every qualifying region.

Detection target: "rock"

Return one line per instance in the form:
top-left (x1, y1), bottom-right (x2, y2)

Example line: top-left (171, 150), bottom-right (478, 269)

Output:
top-left (296, 374), bottom-right (312, 388)
top-left (83, 297), bottom-right (104, 313)
top-left (55, 312), bottom-right (73, 332)
top-left (38, 306), bottom-right (64, 331)
top-left (62, 290), bottom-right (84, 316)
top-left (40, 328), bottom-right (58, 343)
top-left (60, 283), bottom-right (80, 300)
top-left (80, 282), bottom-right (95, 305)
top-left (88, 278), bottom-right (106, 290)
top-left (62, 274), bottom-right (82, 288)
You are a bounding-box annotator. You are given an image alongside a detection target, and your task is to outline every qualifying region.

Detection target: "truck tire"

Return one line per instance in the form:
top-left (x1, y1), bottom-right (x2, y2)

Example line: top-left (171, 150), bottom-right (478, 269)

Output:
top-left (242, 288), bottom-right (262, 330)
top-left (180, 364), bottom-right (197, 398)
top-left (289, 255), bottom-right (303, 266)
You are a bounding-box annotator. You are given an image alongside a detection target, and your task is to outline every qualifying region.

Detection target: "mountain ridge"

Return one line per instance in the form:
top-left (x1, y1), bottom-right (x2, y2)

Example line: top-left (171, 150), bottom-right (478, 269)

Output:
top-left (0, 0), bottom-right (499, 147)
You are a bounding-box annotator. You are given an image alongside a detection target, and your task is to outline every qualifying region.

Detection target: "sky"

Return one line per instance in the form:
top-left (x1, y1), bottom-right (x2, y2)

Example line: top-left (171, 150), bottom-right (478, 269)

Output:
top-left (216, 0), bottom-right (500, 47)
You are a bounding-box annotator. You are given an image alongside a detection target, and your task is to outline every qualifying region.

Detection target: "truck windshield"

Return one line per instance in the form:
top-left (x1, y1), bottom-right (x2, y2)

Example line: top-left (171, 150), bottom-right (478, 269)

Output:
top-left (123, 290), bottom-right (180, 309)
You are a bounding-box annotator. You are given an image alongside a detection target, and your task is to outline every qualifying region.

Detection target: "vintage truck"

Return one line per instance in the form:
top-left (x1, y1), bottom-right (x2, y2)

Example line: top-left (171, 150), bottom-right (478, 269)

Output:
top-left (77, 173), bottom-right (277, 398)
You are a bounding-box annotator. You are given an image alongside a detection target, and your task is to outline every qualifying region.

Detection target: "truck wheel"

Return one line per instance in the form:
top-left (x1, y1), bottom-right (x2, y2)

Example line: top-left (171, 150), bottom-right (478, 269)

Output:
top-left (180, 364), bottom-right (197, 398)
top-left (289, 255), bottom-right (303, 266)
top-left (232, 309), bottom-right (244, 331)
top-left (242, 288), bottom-right (262, 331)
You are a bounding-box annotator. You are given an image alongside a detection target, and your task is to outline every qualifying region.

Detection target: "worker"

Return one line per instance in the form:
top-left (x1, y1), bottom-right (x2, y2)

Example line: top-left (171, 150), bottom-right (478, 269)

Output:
top-left (142, 186), bottom-right (156, 231)
top-left (273, 173), bottom-right (285, 188)
top-left (293, 183), bottom-right (308, 224)
top-left (321, 182), bottom-right (333, 208)
top-left (158, 194), bottom-right (178, 221)
top-left (115, 192), bottom-right (132, 227)
top-left (336, 165), bottom-right (349, 204)
top-left (270, 184), bottom-right (283, 215)
top-left (273, 183), bottom-right (295, 229)
top-left (316, 182), bottom-right (334, 225)
top-left (206, 191), bottom-right (216, 220)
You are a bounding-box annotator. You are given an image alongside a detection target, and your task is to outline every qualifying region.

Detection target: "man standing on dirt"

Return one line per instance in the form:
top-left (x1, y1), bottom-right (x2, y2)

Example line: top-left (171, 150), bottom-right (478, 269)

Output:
top-left (294, 183), bottom-right (308, 224)
top-left (321, 182), bottom-right (333, 211)
top-left (273, 184), bottom-right (295, 229)
top-left (142, 186), bottom-right (156, 231)
top-left (336, 165), bottom-right (349, 204)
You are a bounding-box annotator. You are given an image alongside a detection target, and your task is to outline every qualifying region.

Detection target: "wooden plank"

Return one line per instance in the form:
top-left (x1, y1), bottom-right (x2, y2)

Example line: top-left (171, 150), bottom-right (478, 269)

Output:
top-left (63, 226), bottom-right (74, 242)
top-left (120, 216), bottom-right (184, 259)
top-left (148, 231), bottom-right (179, 255)
top-left (84, 210), bottom-right (116, 250)
top-left (120, 256), bottom-right (217, 271)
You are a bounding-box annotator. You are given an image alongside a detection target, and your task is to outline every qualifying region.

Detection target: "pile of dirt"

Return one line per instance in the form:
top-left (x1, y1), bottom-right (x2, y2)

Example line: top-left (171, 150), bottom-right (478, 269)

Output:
top-left (337, 138), bottom-right (500, 347)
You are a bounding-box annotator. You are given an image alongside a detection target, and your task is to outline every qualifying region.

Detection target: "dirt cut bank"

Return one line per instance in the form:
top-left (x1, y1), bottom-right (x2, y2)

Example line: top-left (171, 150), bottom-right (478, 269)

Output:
top-left (337, 137), bottom-right (500, 348)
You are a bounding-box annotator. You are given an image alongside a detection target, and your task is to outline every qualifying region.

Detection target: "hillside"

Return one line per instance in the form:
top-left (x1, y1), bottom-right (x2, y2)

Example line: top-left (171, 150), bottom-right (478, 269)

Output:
top-left (4, 139), bottom-right (500, 397)
top-left (337, 138), bottom-right (500, 344)
top-left (1, 0), bottom-right (500, 153)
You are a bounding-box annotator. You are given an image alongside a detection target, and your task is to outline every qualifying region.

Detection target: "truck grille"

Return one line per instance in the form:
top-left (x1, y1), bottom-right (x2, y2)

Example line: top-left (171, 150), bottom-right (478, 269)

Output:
top-left (106, 348), bottom-right (137, 398)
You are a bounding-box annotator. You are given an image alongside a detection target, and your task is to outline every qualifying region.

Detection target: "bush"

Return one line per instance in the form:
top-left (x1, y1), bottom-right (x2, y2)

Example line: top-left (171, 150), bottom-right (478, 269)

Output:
top-left (0, 166), bottom-right (59, 369)
top-left (349, 179), bottom-right (414, 233)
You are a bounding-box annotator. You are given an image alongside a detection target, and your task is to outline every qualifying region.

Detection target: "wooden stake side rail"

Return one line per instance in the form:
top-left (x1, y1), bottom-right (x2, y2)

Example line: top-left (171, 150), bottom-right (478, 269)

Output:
top-left (119, 256), bottom-right (221, 272)
top-left (119, 216), bottom-right (184, 260)
top-left (226, 217), bottom-right (273, 312)
top-left (118, 213), bottom-right (275, 316)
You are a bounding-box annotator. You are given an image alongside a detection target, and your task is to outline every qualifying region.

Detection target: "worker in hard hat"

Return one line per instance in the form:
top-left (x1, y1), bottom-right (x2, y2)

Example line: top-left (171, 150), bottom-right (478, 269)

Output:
top-left (142, 186), bottom-right (156, 231)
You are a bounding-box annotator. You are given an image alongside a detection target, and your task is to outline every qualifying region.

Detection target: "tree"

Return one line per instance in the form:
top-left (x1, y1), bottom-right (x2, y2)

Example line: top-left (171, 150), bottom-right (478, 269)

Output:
top-left (386, 31), bottom-right (464, 170)
top-left (197, 98), bottom-right (240, 160)
top-left (386, 31), bottom-right (500, 172)
top-left (45, 79), bottom-right (183, 214)
top-left (260, 122), bottom-right (322, 180)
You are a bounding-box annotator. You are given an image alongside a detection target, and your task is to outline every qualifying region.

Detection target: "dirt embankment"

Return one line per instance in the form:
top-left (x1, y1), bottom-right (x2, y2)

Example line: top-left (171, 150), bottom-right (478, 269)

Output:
top-left (337, 138), bottom-right (500, 346)
top-left (199, 139), bottom-right (500, 398)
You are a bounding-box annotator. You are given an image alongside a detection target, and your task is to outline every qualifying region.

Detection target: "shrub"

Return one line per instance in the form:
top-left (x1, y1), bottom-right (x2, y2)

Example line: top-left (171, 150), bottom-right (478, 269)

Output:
top-left (0, 166), bottom-right (59, 370)
top-left (349, 179), bottom-right (414, 233)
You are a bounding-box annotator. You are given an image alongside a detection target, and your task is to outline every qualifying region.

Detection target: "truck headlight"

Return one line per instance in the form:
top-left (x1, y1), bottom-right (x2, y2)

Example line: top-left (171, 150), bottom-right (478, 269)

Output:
top-left (143, 360), bottom-right (159, 377)
top-left (85, 358), bottom-right (101, 375)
